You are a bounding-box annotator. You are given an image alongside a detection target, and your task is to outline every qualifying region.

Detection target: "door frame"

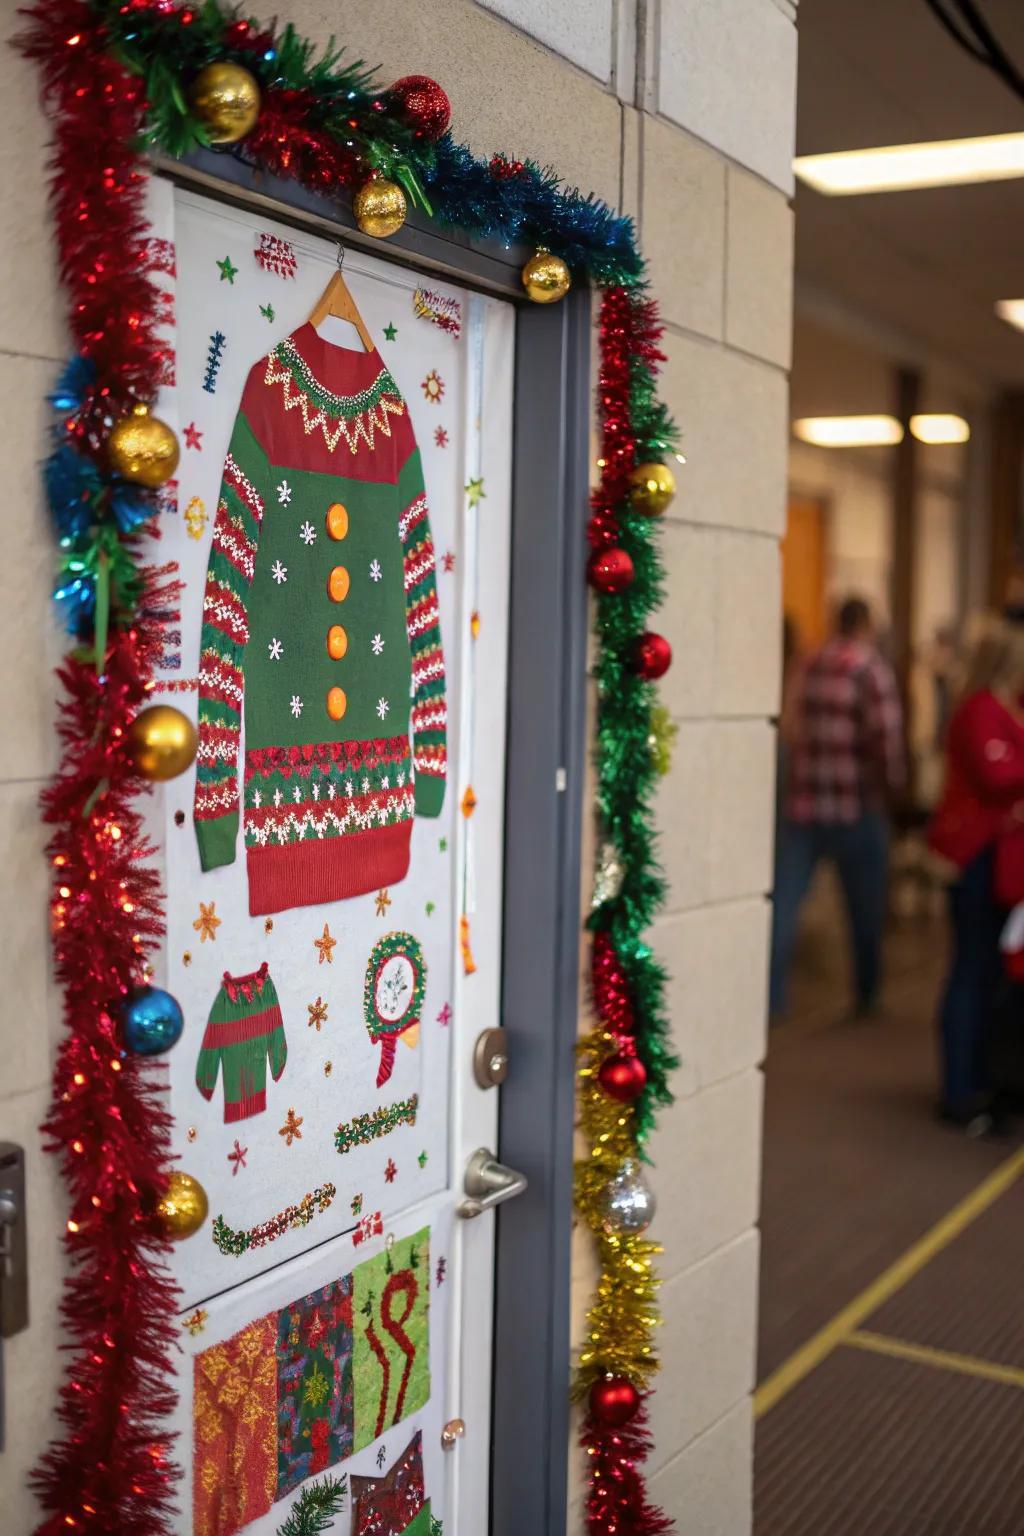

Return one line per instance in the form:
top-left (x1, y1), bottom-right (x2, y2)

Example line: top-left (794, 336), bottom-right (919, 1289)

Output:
top-left (153, 148), bottom-right (590, 1536)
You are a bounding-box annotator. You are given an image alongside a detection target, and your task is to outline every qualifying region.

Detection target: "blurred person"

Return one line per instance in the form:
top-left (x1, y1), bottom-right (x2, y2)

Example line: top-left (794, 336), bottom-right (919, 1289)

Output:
top-left (770, 596), bottom-right (905, 1020)
top-left (929, 616), bottom-right (1024, 1130)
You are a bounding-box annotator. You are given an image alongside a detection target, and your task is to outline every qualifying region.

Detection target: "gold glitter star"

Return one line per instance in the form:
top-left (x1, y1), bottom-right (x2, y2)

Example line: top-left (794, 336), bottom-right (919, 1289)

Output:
top-left (184, 496), bottom-right (208, 540)
top-left (375, 887), bottom-right (392, 917)
top-left (264, 917), bottom-right (274, 933)
top-left (324, 1061), bottom-right (333, 1077)
top-left (182, 951), bottom-right (192, 967)
top-left (193, 901), bottom-right (221, 943)
top-left (461, 785), bottom-right (477, 819)
top-left (314, 923), bottom-right (336, 964)
top-left (278, 1108), bottom-right (304, 1146)
top-left (308, 996), bottom-right (328, 1031)
top-left (182, 1308), bottom-right (208, 1336)
top-left (186, 1126), bottom-right (197, 1143)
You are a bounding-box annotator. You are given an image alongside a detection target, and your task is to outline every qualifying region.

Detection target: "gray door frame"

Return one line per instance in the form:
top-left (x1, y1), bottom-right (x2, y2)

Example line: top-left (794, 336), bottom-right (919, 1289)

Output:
top-left (154, 149), bottom-right (590, 1536)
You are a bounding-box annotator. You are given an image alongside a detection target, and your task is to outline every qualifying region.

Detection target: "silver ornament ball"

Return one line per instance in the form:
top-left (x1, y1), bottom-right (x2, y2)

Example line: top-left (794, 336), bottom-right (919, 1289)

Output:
top-left (599, 1156), bottom-right (657, 1236)
top-left (592, 841), bottom-right (625, 908)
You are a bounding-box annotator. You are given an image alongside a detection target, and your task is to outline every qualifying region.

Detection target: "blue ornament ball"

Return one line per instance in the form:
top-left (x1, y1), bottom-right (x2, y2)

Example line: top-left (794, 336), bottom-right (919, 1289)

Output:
top-left (122, 986), bottom-right (184, 1055)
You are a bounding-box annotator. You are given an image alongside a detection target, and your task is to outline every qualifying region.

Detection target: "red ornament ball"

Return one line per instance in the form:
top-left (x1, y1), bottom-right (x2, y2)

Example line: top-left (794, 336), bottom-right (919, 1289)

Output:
top-left (598, 1052), bottom-right (648, 1103)
top-left (589, 1375), bottom-right (641, 1427)
top-left (588, 546), bottom-right (635, 593)
top-left (388, 75), bottom-right (451, 140)
top-left (633, 630), bottom-right (672, 679)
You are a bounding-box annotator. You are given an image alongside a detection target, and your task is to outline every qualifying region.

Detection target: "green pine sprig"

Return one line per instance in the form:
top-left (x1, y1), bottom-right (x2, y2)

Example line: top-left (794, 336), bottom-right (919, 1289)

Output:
top-left (275, 1475), bottom-right (347, 1536)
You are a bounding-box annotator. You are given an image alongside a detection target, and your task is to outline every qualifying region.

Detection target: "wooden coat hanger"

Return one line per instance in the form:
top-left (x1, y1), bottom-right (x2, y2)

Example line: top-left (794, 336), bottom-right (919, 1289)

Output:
top-left (308, 245), bottom-right (374, 351)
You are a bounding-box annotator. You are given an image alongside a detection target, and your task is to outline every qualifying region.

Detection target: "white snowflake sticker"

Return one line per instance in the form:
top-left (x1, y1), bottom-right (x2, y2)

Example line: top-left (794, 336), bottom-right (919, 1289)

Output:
top-left (268, 637), bottom-right (283, 660)
top-left (376, 697), bottom-right (390, 720)
top-left (277, 480), bottom-right (292, 505)
top-left (290, 695), bottom-right (303, 717)
top-left (299, 521), bottom-right (317, 545)
top-left (369, 559), bottom-right (382, 582)
top-left (371, 633), bottom-right (385, 655)
top-left (271, 560), bottom-right (288, 584)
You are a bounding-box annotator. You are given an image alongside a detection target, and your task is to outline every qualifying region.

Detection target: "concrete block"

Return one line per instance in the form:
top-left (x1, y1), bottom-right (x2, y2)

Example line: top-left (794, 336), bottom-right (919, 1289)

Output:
top-left (642, 118), bottom-right (726, 341)
top-left (649, 1398), bottom-right (754, 1535)
top-left (661, 332), bottom-right (789, 537)
top-left (726, 167), bottom-right (794, 368)
top-left (652, 719), bottom-right (713, 913)
top-left (478, 0), bottom-right (614, 83)
top-left (708, 721), bottom-right (777, 901)
top-left (0, 782), bottom-right (56, 1099)
top-left (657, 0), bottom-right (798, 194)
top-left (1, 54), bottom-right (65, 362)
top-left (653, 522), bottom-right (716, 719)
top-left (647, 1229), bottom-right (760, 1467)
top-left (714, 531), bottom-right (782, 718)
top-left (621, 105), bottom-right (642, 225)
top-left (649, 1069), bottom-right (764, 1280)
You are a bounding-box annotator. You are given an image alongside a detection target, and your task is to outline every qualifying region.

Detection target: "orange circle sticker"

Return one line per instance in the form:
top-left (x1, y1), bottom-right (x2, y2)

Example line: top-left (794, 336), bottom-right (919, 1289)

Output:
top-left (327, 565), bottom-right (350, 602)
top-left (326, 687), bottom-right (347, 721)
top-left (326, 503), bottom-right (349, 541)
top-left (327, 624), bottom-right (348, 660)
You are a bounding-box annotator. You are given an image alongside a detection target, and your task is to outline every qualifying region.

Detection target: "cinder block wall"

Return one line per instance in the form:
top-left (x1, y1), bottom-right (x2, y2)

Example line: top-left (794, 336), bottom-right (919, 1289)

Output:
top-left (0, 3), bottom-right (794, 1532)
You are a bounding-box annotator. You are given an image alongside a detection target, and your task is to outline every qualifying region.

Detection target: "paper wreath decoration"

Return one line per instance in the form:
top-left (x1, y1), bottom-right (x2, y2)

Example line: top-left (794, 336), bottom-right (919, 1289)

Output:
top-left (363, 932), bottom-right (427, 1087)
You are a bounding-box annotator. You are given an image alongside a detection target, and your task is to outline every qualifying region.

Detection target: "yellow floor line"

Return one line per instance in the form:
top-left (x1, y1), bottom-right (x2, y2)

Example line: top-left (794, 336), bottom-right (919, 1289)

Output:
top-left (755, 1145), bottom-right (1024, 1420)
top-left (846, 1329), bottom-right (1024, 1389)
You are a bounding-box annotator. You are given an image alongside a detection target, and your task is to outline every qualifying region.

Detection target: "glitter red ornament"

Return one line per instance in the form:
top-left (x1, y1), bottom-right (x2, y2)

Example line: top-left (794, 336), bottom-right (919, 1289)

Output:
top-left (633, 630), bottom-right (672, 680)
top-left (388, 74), bottom-right (451, 140)
top-left (592, 931), bottom-right (635, 1039)
top-left (589, 1374), bottom-right (642, 1426)
top-left (598, 1052), bottom-right (648, 1103)
top-left (588, 546), bottom-right (635, 593)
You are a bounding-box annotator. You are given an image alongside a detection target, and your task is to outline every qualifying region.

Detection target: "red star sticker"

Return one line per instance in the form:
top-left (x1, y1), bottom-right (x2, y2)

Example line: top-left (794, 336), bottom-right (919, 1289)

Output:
top-left (437, 1002), bottom-right (452, 1027)
top-left (183, 421), bottom-right (203, 451)
top-left (384, 1157), bottom-right (398, 1184)
top-left (434, 426), bottom-right (449, 448)
top-left (442, 550), bottom-right (456, 573)
top-left (227, 1139), bottom-right (247, 1176)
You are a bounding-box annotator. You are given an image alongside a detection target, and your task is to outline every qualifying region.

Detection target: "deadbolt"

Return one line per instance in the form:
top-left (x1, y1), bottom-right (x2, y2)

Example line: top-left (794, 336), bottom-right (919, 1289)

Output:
top-left (472, 1027), bottom-right (509, 1089)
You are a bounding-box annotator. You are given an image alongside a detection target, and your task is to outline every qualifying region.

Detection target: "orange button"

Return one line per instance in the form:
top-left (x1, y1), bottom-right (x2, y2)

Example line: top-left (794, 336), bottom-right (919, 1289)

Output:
top-left (326, 687), bottom-right (347, 721)
top-left (326, 503), bottom-right (349, 541)
top-left (327, 624), bottom-right (348, 660)
top-left (327, 565), bottom-right (350, 602)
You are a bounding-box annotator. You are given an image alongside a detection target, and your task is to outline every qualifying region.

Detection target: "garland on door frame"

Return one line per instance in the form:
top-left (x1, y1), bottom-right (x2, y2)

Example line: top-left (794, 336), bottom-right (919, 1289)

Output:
top-left (17, 4), bottom-right (679, 1534)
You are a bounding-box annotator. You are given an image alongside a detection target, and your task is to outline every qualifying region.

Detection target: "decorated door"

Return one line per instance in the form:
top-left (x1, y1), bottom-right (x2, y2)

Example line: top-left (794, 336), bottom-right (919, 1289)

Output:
top-left (144, 181), bottom-right (514, 1536)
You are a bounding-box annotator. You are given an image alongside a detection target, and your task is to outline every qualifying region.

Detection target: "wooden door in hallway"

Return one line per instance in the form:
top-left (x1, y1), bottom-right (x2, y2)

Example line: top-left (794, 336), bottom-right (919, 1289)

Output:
top-left (783, 497), bottom-right (827, 652)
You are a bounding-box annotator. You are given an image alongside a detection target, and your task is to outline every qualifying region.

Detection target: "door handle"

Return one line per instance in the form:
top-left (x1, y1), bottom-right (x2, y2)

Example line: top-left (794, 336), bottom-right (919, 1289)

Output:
top-left (457, 1148), bottom-right (528, 1220)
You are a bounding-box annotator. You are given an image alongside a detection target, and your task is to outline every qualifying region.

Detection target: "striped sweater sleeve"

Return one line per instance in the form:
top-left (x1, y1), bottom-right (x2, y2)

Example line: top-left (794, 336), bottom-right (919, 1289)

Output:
top-left (398, 445), bottom-right (447, 817)
top-left (193, 404), bottom-right (268, 871)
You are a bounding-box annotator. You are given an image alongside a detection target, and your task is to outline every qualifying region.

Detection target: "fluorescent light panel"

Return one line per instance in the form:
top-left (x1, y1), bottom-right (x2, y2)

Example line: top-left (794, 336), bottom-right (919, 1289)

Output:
top-left (910, 414), bottom-right (970, 445)
top-left (793, 416), bottom-right (904, 448)
top-left (997, 299), bottom-right (1024, 334)
top-left (795, 132), bottom-right (1024, 195)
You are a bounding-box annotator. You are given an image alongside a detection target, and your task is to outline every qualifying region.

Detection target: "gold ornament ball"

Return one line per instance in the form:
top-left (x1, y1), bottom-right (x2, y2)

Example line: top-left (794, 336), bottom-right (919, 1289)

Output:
top-left (189, 61), bottom-right (261, 144)
top-left (629, 461), bottom-right (676, 517)
top-left (157, 1171), bottom-right (209, 1240)
top-left (126, 705), bottom-right (198, 782)
top-left (522, 249), bottom-right (571, 304)
top-left (106, 403), bottom-right (180, 489)
top-left (353, 179), bottom-right (408, 238)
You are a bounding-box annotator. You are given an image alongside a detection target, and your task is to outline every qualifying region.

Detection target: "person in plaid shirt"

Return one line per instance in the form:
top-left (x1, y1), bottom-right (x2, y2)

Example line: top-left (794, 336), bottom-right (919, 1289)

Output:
top-left (770, 597), bottom-right (906, 1018)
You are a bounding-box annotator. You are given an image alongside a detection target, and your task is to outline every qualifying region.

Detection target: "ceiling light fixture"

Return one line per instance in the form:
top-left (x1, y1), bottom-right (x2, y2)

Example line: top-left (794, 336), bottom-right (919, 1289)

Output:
top-left (996, 298), bottom-right (1024, 333)
top-left (793, 416), bottom-right (904, 448)
top-left (909, 414), bottom-right (970, 445)
top-left (794, 132), bottom-right (1024, 195)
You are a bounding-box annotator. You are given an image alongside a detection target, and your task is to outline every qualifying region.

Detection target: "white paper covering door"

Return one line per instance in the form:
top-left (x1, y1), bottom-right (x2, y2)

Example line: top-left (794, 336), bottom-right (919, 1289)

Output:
top-left (142, 180), bottom-right (514, 1536)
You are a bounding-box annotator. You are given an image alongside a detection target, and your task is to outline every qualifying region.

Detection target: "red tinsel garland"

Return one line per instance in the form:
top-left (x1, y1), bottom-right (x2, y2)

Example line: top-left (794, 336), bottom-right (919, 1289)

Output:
top-left (582, 1403), bottom-right (674, 1536)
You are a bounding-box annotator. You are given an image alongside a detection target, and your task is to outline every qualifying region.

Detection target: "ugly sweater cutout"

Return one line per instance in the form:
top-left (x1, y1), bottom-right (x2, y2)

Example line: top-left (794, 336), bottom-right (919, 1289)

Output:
top-left (195, 962), bottom-right (287, 1122)
top-left (193, 324), bottom-right (447, 916)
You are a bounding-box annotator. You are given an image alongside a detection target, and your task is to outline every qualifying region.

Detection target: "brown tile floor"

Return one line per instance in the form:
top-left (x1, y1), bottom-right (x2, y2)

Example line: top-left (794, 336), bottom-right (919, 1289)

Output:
top-left (755, 870), bottom-right (1024, 1535)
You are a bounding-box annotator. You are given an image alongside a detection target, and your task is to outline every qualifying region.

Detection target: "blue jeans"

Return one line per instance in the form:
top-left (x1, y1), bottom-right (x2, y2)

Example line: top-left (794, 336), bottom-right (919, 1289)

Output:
top-left (939, 849), bottom-right (1003, 1114)
top-left (770, 813), bottom-right (890, 1015)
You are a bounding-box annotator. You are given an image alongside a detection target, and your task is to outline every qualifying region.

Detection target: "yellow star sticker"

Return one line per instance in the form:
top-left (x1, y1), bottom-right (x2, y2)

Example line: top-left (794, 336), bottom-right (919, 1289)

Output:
top-left (314, 923), bottom-right (336, 964)
top-left (307, 996), bottom-right (328, 1031)
top-left (465, 477), bottom-right (486, 508)
top-left (193, 902), bottom-right (221, 943)
top-left (375, 887), bottom-right (392, 917)
top-left (279, 1107), bottom-right (303, 1146)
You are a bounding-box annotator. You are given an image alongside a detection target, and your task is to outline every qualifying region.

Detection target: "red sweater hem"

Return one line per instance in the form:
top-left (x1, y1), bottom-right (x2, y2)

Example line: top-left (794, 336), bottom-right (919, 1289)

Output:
top-left (226, 1089), bottom-right (266, 1123)
top-left (246, 821), bottom-right (412, 916)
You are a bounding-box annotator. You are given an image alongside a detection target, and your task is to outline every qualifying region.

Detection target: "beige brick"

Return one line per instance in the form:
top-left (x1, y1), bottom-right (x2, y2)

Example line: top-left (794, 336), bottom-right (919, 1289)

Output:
top-left (0, 782), bottom-right (56, 1098)
top-left (479, 0), bottom-right (615, 83)
top-left (256, 0), bottom-right (622, 205)
top-left (0, 355), bottom-right (62, 783)
top-left (726, 167), bottom-right (794, 369)
top-left (714, 531), bottom-right (782, 718)
top-left (0, 1086), bottom-right (65, 1534)
top-left (621, 105), bottom-right (642, 225)
top-left (642, 119), bottom-right (726, 341)
top-left (652, 719), bottom-right (713, 913)
top-left (654, 898), bottom-right (769, 1090)
top-left (661, 332), bottom-right (788, 536)
top-left (647, 1230), bottom-right (760, 1467)
top-left (653, 523), bottom-right (716, 719)
top-left (709, 721), bottom-right (777, 901)
top-left (649, 1069), bottom-right (763, 1280)
top-left (1, 54), bottom-right (65, 362)
top-left (649, 1399), bottom-right (754, 1535)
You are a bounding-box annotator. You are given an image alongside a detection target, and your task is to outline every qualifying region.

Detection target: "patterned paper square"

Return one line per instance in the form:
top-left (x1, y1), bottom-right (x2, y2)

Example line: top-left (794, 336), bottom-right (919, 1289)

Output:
top-left (352, 1227), bottom-right (430, 1451)
top-left (351, 1430), bottom-right (426, 1535)
top-left (193, 1313), bottom-right (278, 1536)
top-left (276, 1275), bottom-right (355, 1497)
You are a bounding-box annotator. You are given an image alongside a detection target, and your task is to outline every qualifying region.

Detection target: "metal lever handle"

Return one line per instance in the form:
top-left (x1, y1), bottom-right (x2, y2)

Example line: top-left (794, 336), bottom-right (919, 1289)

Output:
top-left (457, 1148), bottom-right (528, 1220)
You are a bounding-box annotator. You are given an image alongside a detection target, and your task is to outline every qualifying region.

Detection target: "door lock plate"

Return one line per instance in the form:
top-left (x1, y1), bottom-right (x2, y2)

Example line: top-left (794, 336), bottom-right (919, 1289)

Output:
top-left (472, 1027), bottom-right (509, 1089)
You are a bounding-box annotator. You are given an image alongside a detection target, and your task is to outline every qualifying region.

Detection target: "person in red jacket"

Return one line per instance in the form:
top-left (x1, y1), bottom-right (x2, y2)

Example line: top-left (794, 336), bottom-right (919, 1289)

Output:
top-left (929, 617), bottom-right (1024, 1129)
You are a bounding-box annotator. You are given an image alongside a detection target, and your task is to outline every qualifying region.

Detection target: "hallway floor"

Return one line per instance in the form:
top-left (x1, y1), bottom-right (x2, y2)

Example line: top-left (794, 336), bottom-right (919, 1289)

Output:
top-left (754, 872), bottom-right (1024, 1536)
